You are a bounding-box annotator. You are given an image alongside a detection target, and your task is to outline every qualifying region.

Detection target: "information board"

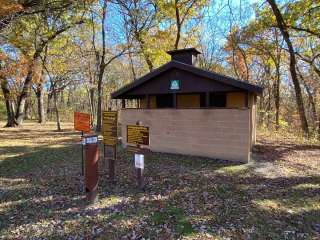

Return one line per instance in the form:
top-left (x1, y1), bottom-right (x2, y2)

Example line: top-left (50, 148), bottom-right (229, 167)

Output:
top-left (74, 112), bottom-right (91, 132)
top-left (127, 125), bottom-right (149, 146)
top-left (102, 111), bottom-right (118, 145)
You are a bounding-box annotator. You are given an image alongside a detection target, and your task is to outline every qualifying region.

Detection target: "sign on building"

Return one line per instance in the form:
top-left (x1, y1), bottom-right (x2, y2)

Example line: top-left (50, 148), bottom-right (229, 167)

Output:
top-left (127, 125), bottom-right (149, 146)
top-left (102, 111), bottom-right (118, 146)
top-left (74, 112), bottom-right (91, 132)
top-left (170, 79), bottom-right (180, 90)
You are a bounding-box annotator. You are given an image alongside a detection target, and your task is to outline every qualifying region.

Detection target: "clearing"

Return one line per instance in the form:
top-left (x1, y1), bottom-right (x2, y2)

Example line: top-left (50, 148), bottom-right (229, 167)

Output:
top-left (0, 122), bottom-right (319, 239)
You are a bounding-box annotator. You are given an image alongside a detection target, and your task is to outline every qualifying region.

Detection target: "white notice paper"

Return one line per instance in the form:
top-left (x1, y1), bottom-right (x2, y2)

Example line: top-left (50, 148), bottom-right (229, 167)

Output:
top-left (134, 154), bottom-right (144, 169)
top-left (85, 136), bottom-right (98, 144)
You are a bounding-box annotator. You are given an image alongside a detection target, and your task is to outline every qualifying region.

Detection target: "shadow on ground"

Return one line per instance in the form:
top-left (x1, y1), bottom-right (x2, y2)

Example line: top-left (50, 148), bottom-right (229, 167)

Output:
top-left (0, 126), bottom-right (319, 239)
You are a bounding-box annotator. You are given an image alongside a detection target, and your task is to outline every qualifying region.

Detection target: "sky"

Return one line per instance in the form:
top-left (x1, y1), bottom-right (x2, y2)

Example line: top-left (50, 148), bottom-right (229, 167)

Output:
top-left (103, 0), bottom-right (265, 52)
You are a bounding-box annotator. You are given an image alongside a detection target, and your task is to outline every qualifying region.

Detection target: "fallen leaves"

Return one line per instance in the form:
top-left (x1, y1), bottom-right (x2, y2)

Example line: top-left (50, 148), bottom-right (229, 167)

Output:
top-left (0, 122), bottom-right (319, 239)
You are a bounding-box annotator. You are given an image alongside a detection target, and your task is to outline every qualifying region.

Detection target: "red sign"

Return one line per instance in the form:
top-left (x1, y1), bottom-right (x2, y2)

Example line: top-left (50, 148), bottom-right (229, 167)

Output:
top-left (74, 112), bottom-right (91, 132)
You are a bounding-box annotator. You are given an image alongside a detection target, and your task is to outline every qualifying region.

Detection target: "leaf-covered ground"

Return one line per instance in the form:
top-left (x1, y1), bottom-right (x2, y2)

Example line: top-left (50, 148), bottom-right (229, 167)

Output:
top-left (0, 122), bottom-right (319, 239)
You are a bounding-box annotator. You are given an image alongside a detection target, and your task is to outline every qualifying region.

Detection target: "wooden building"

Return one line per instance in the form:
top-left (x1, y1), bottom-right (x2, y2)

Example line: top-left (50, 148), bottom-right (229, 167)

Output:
top-left (112, 48), bottom-right (263, 162)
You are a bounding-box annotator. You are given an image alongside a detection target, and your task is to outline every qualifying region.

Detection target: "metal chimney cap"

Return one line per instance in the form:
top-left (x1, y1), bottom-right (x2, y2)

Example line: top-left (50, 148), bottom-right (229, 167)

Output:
top-left (166, 48), bottom-right (201, 56)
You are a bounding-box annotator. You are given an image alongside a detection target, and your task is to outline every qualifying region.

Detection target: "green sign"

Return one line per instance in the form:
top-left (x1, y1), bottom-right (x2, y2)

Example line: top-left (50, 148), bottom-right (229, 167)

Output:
top-left (170, 79), bottom-right (180, 90)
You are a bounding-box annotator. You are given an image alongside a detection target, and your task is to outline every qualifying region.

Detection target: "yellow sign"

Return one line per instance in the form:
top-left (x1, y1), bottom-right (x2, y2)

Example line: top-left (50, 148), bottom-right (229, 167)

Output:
top-left (102, 111), bottom-right (118, 145)
top-left (127, 125), bottom-right (149, 146)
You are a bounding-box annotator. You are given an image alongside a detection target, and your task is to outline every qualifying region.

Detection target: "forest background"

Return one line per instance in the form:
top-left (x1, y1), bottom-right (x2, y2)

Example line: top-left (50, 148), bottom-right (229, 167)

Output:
top-left (0, 0), bottom-right (319, 139)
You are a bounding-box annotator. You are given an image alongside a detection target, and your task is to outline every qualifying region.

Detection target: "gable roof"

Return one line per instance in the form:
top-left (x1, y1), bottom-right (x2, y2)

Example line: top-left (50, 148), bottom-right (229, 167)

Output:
top-left (111, 60), bottom-right (263, 99)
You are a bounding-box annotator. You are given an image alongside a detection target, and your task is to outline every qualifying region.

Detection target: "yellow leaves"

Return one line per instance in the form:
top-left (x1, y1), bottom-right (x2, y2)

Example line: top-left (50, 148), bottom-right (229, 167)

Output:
top-left (156, 0), bottom-right (209, 20)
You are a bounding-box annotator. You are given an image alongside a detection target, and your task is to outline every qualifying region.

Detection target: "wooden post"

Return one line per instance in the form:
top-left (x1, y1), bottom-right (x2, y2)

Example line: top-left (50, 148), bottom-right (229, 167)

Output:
top-left (205, 92), bottom-right (210, 108)
top-left (104, 145), bottom-right (116, 183)
top-left (173, 93), bottom-right (177, 108)
top-left (146, 94), bottom-right (150, 109)
top-left (134, 122), bottom-right (145, 190)
top-left (136, 167), bottom-right (143, 189)
top-left (81, 131), bottom-right (84, 175)
top-left (84, 135), bottom-right (99, 203)
top-left (108, 147), bottom-right (116, 183)
top-left (245, 91), bottom-right (249, 108)
top-left (122, 99), bottom-right (126, 109)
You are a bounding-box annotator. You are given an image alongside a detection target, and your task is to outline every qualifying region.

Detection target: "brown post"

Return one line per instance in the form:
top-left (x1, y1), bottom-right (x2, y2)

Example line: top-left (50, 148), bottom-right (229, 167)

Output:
top-left (146, 94), bottom-right (150, 108)
top-left (84, 135), bottom-right (99, 203)
top-left (122, 99), bottom-right (126, 109)
top-left (173, 93), bottom-right (177, 108)
top-left (104, 144), bottom-right (115, 183)
top-left (81, 131), bottom-right (84, 175)
top-left (245, 91), bottom-right (249, 108)
top-left (109, 159), bottom-right (115, 182)
top-left (108, 145), bottom-right (116, 183)
top-left (136, 167), bottom-right (143, 189)
top-left (205, 92), bottom-right (210, 108)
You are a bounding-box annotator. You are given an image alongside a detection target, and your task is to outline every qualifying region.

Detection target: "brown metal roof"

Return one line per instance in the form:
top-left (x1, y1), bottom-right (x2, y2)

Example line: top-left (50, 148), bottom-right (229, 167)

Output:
top-left (111, 60), bottom-right (263, 99)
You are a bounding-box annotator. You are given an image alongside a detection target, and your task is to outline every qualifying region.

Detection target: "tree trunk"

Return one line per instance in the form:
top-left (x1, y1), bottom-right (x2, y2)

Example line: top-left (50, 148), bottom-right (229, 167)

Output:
top-left (96, 70), bottom-right (103, 132)
top-left (15, 67), bottom-right (33, 124)
top-left (258, 94), bottom-right (265, 126)
top-left (267, 88), bottom-right (272, 129)
top-left (128, 50), bottom-right (137, 80)
top-left (36, 82), bottom-right (46, 124)
top-left (47, 92), bottom-right (52, 119)
top-left (134, 30), bottom-right (153, 71)
top-left (60, 90), bottom-right (64, 105)
top-left (174, 0), bottom-right (181, 50)
top-left (267, 0), bottom-right (309, 136)
top-left (274, 65), bottom-right (280, 129)
top-left (14, 21), bottom-right (84, 125)
top-left (0, 78), bottom-right (17, 127)
top-left (318, 115), bottom-right (320, 140)
top-left (53, 89), bottom-right (61, 131)
top-left (238, 47), bottom-right (250, 81)
top-left (96, 2), bottom-right (107, 132)
top-left (24, 98), bottom-right (32, 120)
top-left (89, 88), bottom-right (95, 121)
top-left (137, 38), bottom-right (153, 71)
top-left (67, 89), bottom-right (71, 107)
top-left (15, 53), bottom-right (42, 124)
top-left (298, 68), bottom-right (318, 134)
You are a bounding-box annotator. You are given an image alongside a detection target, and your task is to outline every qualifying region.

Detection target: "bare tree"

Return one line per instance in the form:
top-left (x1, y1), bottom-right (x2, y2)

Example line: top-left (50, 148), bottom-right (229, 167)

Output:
top-left (93, 2), bottom-right (127, 131)
top-left (115, 0), bottom-right (157, 71)
top-left (267, 0), bottom-right (309, 136)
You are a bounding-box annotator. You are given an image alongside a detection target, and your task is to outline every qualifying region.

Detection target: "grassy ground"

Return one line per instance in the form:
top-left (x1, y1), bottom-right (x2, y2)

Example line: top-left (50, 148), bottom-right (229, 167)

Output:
top-left (0, 121), bottom-right (319, 239)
